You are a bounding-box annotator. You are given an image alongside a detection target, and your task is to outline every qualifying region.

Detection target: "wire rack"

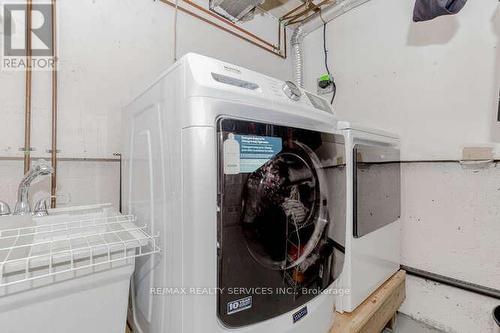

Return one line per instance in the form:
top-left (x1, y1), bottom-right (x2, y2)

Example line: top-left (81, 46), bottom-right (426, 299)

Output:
top-left (0, 214), bottom-right (160, 287)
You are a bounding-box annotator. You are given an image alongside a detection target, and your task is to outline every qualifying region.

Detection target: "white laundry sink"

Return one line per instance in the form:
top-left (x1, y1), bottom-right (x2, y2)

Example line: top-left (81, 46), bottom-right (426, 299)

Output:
top-left (0, 204), bottom-right (158, 333)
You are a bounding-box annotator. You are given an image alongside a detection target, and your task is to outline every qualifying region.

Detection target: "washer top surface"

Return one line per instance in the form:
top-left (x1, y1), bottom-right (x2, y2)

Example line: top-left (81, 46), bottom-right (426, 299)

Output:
top-left (337, 121), bottom-right (399, 139)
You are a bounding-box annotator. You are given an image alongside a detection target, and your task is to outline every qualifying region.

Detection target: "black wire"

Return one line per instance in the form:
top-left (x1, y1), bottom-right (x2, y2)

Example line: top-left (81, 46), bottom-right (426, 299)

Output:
top-left (323, 23), bottom-right (331, 76)
top-left (323, 22), bottom-right (336, 105)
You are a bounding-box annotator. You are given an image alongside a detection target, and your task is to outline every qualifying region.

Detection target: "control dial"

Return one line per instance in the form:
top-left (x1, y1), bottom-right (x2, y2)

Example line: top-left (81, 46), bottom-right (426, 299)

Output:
top-left (282, 81), bottom-right (302, 101)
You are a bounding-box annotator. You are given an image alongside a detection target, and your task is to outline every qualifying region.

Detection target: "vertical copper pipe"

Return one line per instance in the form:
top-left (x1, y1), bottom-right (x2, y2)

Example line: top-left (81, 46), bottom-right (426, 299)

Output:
top-left (50, 0), bottom-right (58, 208)
top-left (23, 0), bottom-right (32, 174)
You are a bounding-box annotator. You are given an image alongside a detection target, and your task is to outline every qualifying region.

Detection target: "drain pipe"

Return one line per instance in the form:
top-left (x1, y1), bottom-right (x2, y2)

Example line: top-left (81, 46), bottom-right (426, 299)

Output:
top-left (402, 265), bottom-right (500, 300)
top-left (290, 25), bottom-right (305, 88)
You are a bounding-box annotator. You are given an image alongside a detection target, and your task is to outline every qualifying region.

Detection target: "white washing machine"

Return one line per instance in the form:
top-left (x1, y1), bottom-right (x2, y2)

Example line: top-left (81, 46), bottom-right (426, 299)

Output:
top-left (333, 121), bottom-right (401, 313)
top-left (122, 53), bottom-right (402, 332)
top-left (122, 53), bottom-right (348, 333)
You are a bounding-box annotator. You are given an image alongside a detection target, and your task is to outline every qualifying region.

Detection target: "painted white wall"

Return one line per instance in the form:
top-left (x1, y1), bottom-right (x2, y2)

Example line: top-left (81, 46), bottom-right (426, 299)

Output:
top-left (0, 159), bottom-right (120, 209)
top-left (401, 162), bottom-right (500, 332)
top-left (400, 275), bottom-right (499, 333)
top-left (302, 1), bottom-right (500, 332)
top-left (0, 0), bottom-right (291, 208)
top-left (402, 162), bottom-right (500, 291)
top-left (303, 0), bottom-right (499, 161)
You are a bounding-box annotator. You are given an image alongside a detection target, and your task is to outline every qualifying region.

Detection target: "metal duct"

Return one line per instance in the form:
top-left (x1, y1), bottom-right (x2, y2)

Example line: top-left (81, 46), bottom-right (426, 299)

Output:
top-left (290, 26), bottom-right (304, 88)
top-left (210, 0), bottom-right (264, 22)
top-left (288, 0), bottom-right (373, 94)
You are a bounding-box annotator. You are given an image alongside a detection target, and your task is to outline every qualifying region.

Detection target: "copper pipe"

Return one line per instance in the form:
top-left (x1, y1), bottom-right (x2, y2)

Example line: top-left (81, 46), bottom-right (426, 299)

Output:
top-left (279, 21), bottom-right (288, 56)
top-left (281, 0), bottom-right (334, 25)
top-left (283, 25), bottom-right (287, 59)
top-left (182, 0), bottom-right (276, 49)
top-left (159, 0), bottom-right (286, 58)
top-left (282, 2), bottom-right (307, 21)
top-left (296, 1), bottom-right (334, 25)
top-left (286, 6), bottom-right (314, 24)
top-left (50, 0), bottom-right (58, 208)
top-left (284, 2), bottom-right (320, 25)
top-left (278, 19), bottom-right (282, 50)
top-left (0, 156), bottom-right (120, 162)
top-left (23, 0), bottom-right (32, 174)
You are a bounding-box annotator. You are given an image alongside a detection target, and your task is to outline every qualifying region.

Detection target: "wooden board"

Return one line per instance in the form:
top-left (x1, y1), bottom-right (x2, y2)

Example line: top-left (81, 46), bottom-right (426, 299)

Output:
top-left (330, 270), bottom-right (406, 333)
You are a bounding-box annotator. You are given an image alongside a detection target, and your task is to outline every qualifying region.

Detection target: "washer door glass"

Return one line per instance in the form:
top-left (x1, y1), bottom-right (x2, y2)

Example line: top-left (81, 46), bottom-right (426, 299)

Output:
top-left (242, 143), bottom-right (327, 271)
top-left (217, 118), bottom-right (346, 328)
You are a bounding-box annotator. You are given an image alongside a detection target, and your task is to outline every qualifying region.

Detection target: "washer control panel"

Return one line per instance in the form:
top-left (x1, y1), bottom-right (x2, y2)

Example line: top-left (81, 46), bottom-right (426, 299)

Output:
top-left (193, 54), bottom-right (332, 113)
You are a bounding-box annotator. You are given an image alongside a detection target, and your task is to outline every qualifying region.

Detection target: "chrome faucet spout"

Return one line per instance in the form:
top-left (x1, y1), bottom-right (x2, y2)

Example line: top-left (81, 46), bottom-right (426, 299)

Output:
top-left (13, 160), bottom-right (54, 215)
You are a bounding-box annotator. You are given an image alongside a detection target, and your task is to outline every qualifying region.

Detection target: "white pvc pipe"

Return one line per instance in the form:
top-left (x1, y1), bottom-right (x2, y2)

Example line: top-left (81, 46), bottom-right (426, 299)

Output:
top-left (301, 0), bottom-right (373, 34)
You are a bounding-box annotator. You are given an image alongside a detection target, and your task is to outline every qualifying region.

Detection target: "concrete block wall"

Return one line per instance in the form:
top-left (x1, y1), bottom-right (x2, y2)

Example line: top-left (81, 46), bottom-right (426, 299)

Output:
top-left (401, 162), bottom-right (500, 332)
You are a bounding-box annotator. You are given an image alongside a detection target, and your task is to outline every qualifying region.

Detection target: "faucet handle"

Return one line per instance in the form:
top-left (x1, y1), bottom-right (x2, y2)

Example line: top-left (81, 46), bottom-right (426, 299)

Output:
top-left (0, 201), bottom-right (11, 216)
top-left (33, 193), bottom-right (71, 217)
top-left (33, 197), bottom-right (50, 217)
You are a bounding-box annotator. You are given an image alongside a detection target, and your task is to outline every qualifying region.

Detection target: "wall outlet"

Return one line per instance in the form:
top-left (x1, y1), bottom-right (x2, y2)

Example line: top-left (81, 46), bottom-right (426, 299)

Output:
top-left (317, 74), bottom-right (334, 95)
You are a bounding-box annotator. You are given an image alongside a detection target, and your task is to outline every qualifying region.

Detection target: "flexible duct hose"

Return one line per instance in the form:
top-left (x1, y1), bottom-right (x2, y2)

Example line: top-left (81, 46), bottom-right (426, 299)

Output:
top-left (291, 26), bottom-right (305, 88)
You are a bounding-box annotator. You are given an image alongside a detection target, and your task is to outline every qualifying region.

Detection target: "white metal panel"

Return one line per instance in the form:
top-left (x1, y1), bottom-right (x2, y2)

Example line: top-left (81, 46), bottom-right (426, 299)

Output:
top-left (124, 53), bottom-right (341, 333)
top-left (123, 64), bottom-right (185, 333)
top-left (0, 265), bottom-right (133, 333)
top-left (337, 127), bottom-right (401, 313)
top-left (129, 108), bottom-right (158, 328)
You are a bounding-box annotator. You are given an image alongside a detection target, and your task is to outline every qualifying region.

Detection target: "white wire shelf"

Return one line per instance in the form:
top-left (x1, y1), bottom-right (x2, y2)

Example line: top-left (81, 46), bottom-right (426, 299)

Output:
top-left (0, 214), bottom-right (160, 287)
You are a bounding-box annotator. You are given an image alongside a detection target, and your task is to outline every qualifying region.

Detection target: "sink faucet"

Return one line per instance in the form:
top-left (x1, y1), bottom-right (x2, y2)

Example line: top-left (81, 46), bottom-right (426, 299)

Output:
top-left (13, 160), bottom-right (54, 215)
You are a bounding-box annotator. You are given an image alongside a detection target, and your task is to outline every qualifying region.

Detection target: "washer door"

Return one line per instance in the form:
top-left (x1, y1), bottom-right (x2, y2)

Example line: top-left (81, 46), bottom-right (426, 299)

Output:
top-left (353, 143), bottom-right (401, 238)
top-left (217, 118), bottom-right (345, 327)
top-left (242, 144), bottom-right (328, 271)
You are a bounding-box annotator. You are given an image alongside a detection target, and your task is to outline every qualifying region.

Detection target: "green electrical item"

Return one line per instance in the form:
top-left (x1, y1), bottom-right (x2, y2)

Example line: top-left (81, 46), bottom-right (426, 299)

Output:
top-left (318, 73), bottom-right (333, 90)
top-left (319, 74), bottom-right (331, 82)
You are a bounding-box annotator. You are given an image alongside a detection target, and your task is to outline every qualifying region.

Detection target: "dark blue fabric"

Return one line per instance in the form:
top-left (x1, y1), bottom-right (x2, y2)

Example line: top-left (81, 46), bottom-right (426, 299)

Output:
top-left (413, 0), bottom-right (468, 22)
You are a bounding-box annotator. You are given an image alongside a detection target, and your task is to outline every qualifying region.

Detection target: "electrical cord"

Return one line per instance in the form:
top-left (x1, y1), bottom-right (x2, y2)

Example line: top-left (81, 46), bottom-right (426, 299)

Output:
top-left (323, 22), bottom-right (336, 105)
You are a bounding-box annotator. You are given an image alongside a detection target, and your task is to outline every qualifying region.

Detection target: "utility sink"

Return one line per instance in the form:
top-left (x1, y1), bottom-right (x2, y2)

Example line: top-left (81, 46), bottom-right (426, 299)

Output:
top-left (0, 204), bottom-right (159, 333)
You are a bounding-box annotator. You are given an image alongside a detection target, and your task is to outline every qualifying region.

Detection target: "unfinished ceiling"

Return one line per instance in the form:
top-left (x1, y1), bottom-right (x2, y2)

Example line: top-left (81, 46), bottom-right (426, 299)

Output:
top-left (260, 0), bottom-right (305, 18)
top-left (262, 0), bottom-right (336, 26)
top-left (210, 0), bottom-right (334, 25)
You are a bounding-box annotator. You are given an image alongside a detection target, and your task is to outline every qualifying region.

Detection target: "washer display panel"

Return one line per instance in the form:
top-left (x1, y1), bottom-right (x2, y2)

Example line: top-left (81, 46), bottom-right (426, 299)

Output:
top-left (217, 118), bottom-right (345, 327)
